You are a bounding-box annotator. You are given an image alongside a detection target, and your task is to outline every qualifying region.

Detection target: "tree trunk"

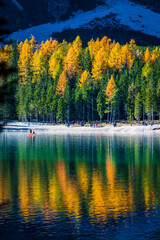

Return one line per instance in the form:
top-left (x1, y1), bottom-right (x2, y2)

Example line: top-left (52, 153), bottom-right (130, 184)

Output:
top-left (80, 102), bottom-right (82, 121)
top-left (92, 95), bottom-right (94, 122)
top-left (36, 110), bottom-right (38, 123)
top-left (110, 103), bottom-right (112, 122)
top-left (68, 99), bottom-right (70, 124)
top-left (108, 102), bottom-right (110, 122)
top-left (87, 99), bottom-right (90, 122)
top-left (43, 110), bottom-right (45, 123)
top-left (117, 101), bottom-right (120, 121)
top-left (49, 113), bottom-right (51, 123)
top-left (83, 104), bottom-right (85, 121)
top-left (25, 111), bottom-right (27, 122)
top-left (113, 108), bottom-right (116, 122)
top-left (125, 104), bottom-right (127, 120)
top-left (143, 104), bottom-right (145, 121)
top-left (152, 106), bottom-right (153, 121)
top-left (54, 112), bottom-right (56, 124)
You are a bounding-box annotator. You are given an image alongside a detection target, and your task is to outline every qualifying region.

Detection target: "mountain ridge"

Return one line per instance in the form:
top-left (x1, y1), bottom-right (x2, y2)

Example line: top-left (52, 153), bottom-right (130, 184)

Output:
top-left (1, 0), bottom-right (160, 46)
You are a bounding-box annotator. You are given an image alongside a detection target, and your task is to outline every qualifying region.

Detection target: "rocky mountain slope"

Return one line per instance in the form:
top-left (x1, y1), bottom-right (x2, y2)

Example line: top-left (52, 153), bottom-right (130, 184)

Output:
top-left (0, 0), bottom-right (103, 32)
top-left (1, 0), bottom-right (160, 46)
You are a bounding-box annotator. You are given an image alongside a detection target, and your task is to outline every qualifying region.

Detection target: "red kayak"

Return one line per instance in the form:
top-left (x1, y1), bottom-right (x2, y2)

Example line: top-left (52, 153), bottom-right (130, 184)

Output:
top-left (28, 133), bottom-right (35, 137)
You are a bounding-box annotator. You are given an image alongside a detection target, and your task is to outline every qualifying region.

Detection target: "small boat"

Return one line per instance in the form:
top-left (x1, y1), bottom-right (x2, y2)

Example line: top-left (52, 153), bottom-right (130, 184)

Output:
top-left (28, 133), bottom-right (35, 137)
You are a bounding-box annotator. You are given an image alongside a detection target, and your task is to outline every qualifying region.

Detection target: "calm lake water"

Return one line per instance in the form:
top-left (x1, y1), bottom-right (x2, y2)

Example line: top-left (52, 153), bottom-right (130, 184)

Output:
top-left (0, 131), bottom-right (160, 240)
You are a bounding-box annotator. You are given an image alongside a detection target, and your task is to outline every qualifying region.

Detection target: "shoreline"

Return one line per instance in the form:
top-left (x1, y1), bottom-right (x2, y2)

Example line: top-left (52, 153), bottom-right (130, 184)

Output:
top-left (1, 122), bottom-right (160, 135)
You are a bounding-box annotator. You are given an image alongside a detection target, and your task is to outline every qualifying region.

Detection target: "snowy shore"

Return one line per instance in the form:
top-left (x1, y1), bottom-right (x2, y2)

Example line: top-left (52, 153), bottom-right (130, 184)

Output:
top-left (1, 122), bottom-right (160, 135)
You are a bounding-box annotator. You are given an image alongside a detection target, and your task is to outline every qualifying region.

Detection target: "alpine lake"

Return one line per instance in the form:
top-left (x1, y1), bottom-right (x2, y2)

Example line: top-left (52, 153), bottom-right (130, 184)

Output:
top-left (0, 130), bottom-right (160, 240)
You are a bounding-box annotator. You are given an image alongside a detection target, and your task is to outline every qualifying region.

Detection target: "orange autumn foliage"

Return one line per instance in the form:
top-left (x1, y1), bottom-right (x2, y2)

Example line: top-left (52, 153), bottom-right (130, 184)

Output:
top-left (121, 43), bottom-right (134, 69)
top-left (72, 35), bottom-right (82, 56)
top-left (0, 45), bottom-right (13, 65)
top-left (41, 39), bottom-right (59, 60)
top-left (56, 71), bottom-right (67, 95)
top-left (88, 38), bottom-right (101, 60)
top-left (144, 47), bottom-right (151, 63)
top-left (31, 49), bottom-right (45, 83)
top-left (106, 75), bottom-right (116, 100)
top-left (100, 36), bottom-right (112, 49)
top-left (63, 46), bottom-right (81, 79)
top-left (150, 47), bottom-right (160, 64)
top-left (92, 47), bottom-right (107, 85)
top-left (18, 39), bottom-right (33, 84)
top-left (108, 42), bottom-right (121, 70)
top-left (78, 70), bottom-right (90, 88)
top-left (49, 57), bottom-right (61, 80)
top-left (129, 39), bottom-right (137, 54)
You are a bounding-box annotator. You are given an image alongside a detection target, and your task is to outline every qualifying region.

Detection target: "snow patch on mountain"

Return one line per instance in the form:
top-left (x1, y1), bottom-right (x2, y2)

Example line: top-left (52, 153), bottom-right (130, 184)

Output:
top-left (9, 0), bottom-right (160, 42)
top-left (111, 0), bottom-right (160, 38)
top-left (12, 0), bottom-right (24, 11)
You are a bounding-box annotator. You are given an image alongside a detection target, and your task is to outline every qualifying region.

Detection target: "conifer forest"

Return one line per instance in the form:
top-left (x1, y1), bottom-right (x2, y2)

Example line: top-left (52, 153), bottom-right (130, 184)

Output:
top-left (0, 35), bottom-right (160, 123)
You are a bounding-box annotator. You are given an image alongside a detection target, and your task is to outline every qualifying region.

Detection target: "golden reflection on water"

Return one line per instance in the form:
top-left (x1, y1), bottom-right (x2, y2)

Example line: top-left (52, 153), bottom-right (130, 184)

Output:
top-left (12, 158), bottom-right (157, 222)
top-left (78, 163), bottom-right (89, 196)
top-left (0, 161), bottom-right (11, 214)
top-left (18, 162), bottom-right (30, 222)
top-left (0, 134), bottom-right (160, 223)
top-left (57, 161), bottom-right (80, 218)
top-left (0, 177), bottom-right (11, 206)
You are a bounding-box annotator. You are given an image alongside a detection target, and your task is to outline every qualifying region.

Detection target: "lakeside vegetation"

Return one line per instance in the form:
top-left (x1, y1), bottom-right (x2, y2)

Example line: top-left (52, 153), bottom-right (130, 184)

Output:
top-left (0, 35), bottom-right (160, 123)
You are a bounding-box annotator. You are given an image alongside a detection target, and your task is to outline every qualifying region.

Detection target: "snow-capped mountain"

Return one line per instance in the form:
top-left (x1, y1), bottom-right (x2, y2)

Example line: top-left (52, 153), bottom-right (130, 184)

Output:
top-left (2, 0), bottom-right (160, 45)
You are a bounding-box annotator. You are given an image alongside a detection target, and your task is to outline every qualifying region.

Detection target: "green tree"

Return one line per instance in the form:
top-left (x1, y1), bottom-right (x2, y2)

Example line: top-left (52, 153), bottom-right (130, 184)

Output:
top-left (127, 83), bottom-right (135, 125)
top-left (134, 92), bottom-right (142, 121)
top-left (97, 90), bottom-right (106, 123)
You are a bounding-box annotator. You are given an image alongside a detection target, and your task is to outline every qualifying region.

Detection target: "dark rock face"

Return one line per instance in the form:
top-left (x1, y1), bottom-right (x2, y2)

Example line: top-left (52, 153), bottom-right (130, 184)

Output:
top-left (0, 0), bottom-right (159, 45)
top-left (0, 0), bottom-right (103, 32)
top-left (130, 0), bottom-right (160, 13)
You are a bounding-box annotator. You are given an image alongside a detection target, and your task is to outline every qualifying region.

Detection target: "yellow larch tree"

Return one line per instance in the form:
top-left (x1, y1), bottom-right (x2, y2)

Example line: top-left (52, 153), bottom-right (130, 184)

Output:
top-left (92, 47), bottom-right (107, 86)
top-left (29, 35), bottom-right (36, 55)
top-left (72, 35), bottom-right (82, 56)
top-left (100, 36), bottom-right (112, 50)
top-left (49, 40), bottom-right (69, 82)
top-left (150, 47), bottom-right (160, 64)
top-left (108, 42), bottom-right (121, 70)
top-left (41, 39), bottom-right (59, 60)
top-left (87, 38), bottom-right (94, 61)
top-left (88, 38), bottom-right (101, 61)
top-left (18, 39), bottom-right (32, 85)
top-left (106, 74), bottom-right (116, 121)
top-left (31, 49), bottom-right (46, 83)
top-left (129, 39), bottom-right (137, 55)
top-left (50, 40), bottom-right (70, 64)
top-left (100, 36), bottom-right (112, 62)
top-left (142, 61), bottom-right (152, 78)
top-left (106, 75), bottom-right (116, 100)
top-left (121, 43), bottom-right (134, 70)
top-left (0, 44), bottom-right (13, 85)
top-left (49, 57), bottom-right (61, 81)
top-left (18, 41), bottom-right (23, 52)
top-left (0, 44), bottom-right (13, 65)
top-left (78, 70), bottom-right (90, 88)
top-left (56, 70), bottom-right (67, 95)
top-left (63, 46), bottom-right (81, 79)
top-left (144, 47), bottom-right (151, 63)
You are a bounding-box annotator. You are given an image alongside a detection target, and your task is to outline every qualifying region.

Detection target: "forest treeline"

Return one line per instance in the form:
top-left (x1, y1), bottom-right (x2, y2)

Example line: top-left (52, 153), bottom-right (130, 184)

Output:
top-left (0, 35), bottom-right (160, 123)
